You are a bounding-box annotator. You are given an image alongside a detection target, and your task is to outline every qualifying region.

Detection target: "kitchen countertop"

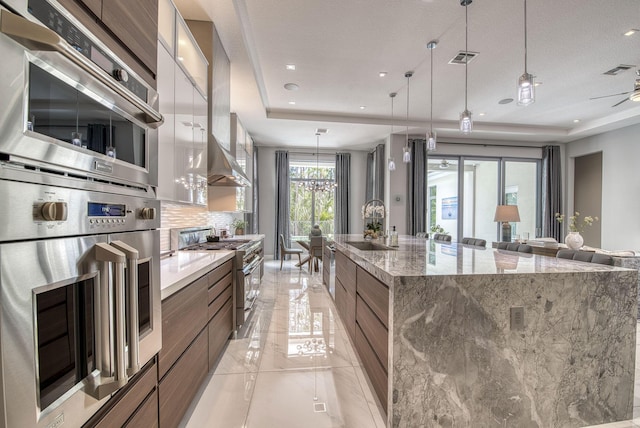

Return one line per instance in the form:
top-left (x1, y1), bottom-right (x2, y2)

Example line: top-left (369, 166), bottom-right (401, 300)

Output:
top-left (160, 251), bottom-right (234, 300)
top-left (332, 234), bottom-right (638, 427)
top-left (332, 233), bottom-right (631, 286)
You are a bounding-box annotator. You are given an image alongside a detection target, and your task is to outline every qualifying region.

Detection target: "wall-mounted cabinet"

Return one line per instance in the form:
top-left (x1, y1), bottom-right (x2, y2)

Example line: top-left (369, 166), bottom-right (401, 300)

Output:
top-left (156, 0), bottom-right (208, 206)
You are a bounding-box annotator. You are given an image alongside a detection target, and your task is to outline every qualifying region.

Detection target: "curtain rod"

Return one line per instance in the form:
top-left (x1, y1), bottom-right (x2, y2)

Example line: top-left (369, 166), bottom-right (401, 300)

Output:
top-left (429, 141), bottom-right (548, 150)
top-left (288, 151), bottom-right (342, 156)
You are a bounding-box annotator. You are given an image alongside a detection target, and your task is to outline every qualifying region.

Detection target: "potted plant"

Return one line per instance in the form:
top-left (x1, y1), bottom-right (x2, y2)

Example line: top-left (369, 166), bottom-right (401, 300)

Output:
top-left (555, 211), bottom-right (598, 249)
top-left (232, 218), bottom-right (246, 235)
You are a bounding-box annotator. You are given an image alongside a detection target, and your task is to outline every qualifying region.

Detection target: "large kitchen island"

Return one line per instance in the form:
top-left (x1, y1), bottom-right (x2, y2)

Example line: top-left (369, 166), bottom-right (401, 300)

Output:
top-left (331, 234), bottom-right (638, 428)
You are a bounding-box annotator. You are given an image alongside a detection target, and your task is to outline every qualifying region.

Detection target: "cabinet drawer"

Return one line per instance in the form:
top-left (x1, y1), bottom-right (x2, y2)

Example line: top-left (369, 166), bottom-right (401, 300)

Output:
top-left (87, 360), bottom-right (158, 428)
top-left (355, 323), bottom-right (388, 412)
top-left (356, 295), bottom-right (388, 368)
top-left (125, 389), bottom-right (158, 428)
top-left (208, 260), bottom-right (233, 287)
top-left (356, 267), bottom-right (389, 329)
top-left (159, 275), bottom-right (208, 378)
top-left (159, 330), bottom-right (208, 428)
top-left (335, 277), bottom-right (356, 341)
top-left (335, 250), bottom-right (356, 297)
top-left (208, 299), bottom-right (233, 370)
top-left (208, 284), bottom-right (232, 321)
top-left (208, 270), bottom-right (232, 305)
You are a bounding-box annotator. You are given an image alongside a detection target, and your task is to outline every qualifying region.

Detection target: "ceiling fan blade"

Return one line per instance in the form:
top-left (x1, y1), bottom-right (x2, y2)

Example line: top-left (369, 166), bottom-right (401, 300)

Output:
top-left (611, 97), bottom-right (630, 107)
top-left (589, 91), bottom-right (632, 100)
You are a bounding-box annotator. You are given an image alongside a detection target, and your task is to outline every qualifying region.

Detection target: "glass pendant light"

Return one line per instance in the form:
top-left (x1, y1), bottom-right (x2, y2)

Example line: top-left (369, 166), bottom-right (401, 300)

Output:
top-left (403, 71), bottom-right (413, 163)
top-left (517, 0), bottom-right (535, 105)
top-left (426, 40), bottom-right (438, 151)
top-left (388, 92), bottom-right (397, 171)
top-left (459, 0), bottom-right (473, 134)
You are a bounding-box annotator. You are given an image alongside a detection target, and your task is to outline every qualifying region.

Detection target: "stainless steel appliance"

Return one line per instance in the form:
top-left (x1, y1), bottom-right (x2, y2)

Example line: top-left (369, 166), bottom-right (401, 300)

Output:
top-left (0, 173), bottom-right (162, 428)
top-left (0, 0), bottom-right (162, 195)
top-left (171, 226), bottom-right (264, 328)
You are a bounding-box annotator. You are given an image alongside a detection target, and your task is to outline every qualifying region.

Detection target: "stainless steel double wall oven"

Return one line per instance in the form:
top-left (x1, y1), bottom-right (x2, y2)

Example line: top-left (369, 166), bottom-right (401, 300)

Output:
top-left (0, 0), bottom-right (163, 426)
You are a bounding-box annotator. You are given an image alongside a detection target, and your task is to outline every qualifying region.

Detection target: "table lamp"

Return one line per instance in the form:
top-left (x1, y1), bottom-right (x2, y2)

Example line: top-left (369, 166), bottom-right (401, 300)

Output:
top-left (494, 205), bottom-right (520, 242)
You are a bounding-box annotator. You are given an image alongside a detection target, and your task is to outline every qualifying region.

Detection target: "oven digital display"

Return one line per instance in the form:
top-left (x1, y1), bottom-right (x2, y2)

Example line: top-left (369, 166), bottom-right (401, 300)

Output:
top-left (88, 202), bottom-right (126, 217)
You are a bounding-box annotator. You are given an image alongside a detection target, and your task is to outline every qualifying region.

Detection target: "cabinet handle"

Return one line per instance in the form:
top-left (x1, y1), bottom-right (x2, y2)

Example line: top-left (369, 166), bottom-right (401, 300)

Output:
top-left (0, 9), bottom-right (164, 128)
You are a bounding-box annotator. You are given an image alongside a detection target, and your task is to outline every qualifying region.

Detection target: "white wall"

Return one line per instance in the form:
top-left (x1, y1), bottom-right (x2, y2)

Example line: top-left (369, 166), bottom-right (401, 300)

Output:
top-left (566, 123), bottom-right (640, 250)
top-left (257, 146), bottom-right (369, 258)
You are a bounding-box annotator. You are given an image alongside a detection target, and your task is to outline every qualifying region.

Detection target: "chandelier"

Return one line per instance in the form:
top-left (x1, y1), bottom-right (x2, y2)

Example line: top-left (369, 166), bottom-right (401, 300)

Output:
top-left (299, 132), bottom-right (338, 192)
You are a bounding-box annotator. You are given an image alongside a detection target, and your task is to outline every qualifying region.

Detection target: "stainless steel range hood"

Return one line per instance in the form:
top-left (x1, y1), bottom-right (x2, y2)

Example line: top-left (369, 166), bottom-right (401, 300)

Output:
top-left (207, 137), bottom-right (250, 187)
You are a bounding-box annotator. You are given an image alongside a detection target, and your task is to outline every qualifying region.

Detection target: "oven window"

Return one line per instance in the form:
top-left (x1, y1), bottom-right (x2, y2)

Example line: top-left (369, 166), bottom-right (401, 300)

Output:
top-left (28, 63), bottom-right (146, 168)
top-left (36, 279), bottom-right (95, 410)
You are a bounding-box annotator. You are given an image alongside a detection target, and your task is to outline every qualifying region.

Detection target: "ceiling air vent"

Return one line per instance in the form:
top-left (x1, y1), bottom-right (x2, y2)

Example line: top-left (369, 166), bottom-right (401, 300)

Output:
top-left (448, 51), bottom-right (478, 65)
top-left (603, 64), bottom-right (634, 75)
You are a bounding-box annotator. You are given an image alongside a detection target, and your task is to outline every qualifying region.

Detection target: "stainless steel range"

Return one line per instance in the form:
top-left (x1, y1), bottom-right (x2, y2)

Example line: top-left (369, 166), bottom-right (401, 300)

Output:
top-left (170, 226), bottom-right (264, 329)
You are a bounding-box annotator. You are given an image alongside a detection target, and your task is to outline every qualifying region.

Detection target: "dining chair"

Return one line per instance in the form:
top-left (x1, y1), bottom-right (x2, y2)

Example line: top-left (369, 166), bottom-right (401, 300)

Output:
top-left (433, 233), bottom-right (452, 242)
top-left (279, 234), bottom-right (303, 270)
top-left (308, 236), bottom-right (324, 273)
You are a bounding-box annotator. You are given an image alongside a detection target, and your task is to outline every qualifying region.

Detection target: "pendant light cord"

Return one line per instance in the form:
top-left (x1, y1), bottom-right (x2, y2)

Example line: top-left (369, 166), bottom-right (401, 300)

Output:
top-left (406, 74), bottom-right (410, 147)
top-left (430, 48), bottom-right (433, 133)
top-left (524, 0), bottom-right (528, 73)
top-left (464, 3), bottom-right (468, 111)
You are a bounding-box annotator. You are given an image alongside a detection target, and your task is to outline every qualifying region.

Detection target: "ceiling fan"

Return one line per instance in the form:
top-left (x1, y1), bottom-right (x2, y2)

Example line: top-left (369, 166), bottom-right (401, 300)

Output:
top-left (589, 70), bottom-right (640, 107)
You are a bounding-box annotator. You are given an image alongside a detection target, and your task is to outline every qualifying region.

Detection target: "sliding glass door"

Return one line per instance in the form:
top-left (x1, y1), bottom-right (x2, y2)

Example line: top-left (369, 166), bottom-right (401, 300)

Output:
top-left (426, 155), bottom-right (540, 243)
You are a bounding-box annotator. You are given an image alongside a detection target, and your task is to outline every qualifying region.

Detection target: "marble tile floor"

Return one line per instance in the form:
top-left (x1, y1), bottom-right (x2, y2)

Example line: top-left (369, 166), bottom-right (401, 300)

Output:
top-left (181, 260), bottom-right (640, 428)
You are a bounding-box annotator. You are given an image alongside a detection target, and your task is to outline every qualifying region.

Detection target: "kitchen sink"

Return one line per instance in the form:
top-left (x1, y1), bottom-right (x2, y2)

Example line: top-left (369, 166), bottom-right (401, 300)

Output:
top-left (345, 241), bottom-right (397, 251)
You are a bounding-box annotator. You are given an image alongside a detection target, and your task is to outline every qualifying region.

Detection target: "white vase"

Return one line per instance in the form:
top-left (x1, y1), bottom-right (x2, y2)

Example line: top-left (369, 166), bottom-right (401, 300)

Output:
top-left (565, 231), bottom-right (584, 250)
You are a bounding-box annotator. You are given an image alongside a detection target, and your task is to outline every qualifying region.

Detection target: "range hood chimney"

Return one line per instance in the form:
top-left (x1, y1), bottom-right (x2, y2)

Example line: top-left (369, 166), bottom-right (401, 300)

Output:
top-left (207, 136), bottom-right (250, 187)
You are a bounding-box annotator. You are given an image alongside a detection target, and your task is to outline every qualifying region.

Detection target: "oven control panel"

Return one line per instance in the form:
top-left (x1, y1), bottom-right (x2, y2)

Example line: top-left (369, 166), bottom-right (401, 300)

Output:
top-left (27, 0), bottom-right (149, 102)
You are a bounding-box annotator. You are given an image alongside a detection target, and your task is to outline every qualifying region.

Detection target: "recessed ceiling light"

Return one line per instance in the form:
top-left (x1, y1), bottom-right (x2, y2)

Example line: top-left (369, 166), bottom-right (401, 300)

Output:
top-left (478, 112), bottom-right (486, 116)
top-left (379, 71), bottom-right (387, 77)
top-left (498, 98), bottom-right (514, 105)
top-left (286, 64), bottom-right (296, 71)
top-left (284, 83), bottom-right (299, 91)
top-left (573, 119), bottom-right (580, 123)
top-left (359, 106), bottom-right (366, 110)
top-left (288, 101), bottom-right (296, 105)
top-left (624, 29), bottom-right (639, 36)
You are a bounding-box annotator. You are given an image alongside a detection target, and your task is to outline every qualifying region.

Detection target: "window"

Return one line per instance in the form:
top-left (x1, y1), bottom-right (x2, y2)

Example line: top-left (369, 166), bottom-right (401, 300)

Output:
top-left (427, 156), bottom-right (540, 242)
top-left (289, 157), bottom-right (336, 240)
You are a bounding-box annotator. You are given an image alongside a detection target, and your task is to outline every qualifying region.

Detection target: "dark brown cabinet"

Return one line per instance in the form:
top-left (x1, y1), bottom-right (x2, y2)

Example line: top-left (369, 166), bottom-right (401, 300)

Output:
top-left (83, 360), bottom-right (159, 428)
top-left (101, 0), bottom-right (158, 77)
top-left (334, 250), bottom-right (357, 340)
top-left (158, 274), bottom-right (208, 378)
top-left (158, 259), bottom-right (234, 426)
top-left (58, 0), bottom-right (158, 86)
top-left (333, 250), bottom-right (389, 412)
top-left (159, 330), bottom-right (208, 428)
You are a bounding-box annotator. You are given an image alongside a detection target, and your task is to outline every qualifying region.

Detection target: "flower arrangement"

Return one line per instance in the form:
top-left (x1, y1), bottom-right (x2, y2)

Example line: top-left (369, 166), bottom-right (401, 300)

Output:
top-left (361, 204), bottom-right (386, 219)
top-left (555, 212), bottom-right (598, 233)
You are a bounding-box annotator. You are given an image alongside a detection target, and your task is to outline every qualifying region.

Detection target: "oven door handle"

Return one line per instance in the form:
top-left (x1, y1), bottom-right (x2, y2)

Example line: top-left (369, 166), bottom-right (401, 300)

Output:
top-left (111, 240), bottom-right (141, 377)
top-left (0, 9), bottom-right (164, 128)
top-left (94, 243), bottom-right (128, 398)
top-left (243, 256), bottom-right (262, 276)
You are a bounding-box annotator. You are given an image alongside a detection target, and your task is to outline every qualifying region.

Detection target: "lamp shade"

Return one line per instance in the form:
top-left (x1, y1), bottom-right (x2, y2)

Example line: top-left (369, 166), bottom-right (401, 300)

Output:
top-left (494, 205), bottom-right (520, 222)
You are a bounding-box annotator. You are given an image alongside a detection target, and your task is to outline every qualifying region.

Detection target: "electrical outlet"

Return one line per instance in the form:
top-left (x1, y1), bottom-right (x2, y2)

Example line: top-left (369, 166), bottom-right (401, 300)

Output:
top-left (510, 306), bottom-right (525, 330)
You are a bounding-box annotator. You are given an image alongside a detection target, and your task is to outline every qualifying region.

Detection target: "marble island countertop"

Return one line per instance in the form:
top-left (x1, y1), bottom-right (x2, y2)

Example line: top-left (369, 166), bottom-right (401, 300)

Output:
top-left (332, 234), bottom-right (632, 286)
top-left (161, 251), bottom-right (234, 300)
top-left (332, 233), bottom-right (639, 427)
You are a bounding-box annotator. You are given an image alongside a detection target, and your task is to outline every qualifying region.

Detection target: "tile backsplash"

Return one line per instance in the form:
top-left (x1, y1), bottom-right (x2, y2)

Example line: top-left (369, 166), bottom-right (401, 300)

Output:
top-left (160, 202), bottom-right (239, 251)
